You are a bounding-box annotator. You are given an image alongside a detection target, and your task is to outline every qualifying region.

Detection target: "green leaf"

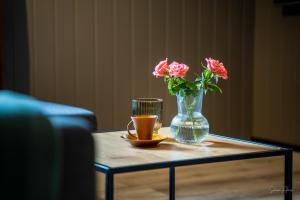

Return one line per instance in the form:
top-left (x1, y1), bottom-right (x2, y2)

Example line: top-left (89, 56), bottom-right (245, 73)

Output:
top-left (195, 76), bottom-right (202, 82)
top-left (167, 79), bottom-right (176, 95)
top-left (187, 82), bottom-right (196, 90)
top-left (204, 69), bottom-right (210, 79)
top-left (207, 83), bottom-right (222, 93)
top-left (176, 78), bottom-right (186, 84)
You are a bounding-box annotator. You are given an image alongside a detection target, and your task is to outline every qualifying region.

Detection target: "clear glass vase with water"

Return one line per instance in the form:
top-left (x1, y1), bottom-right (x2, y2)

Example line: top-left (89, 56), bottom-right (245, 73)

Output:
top-left (170, 89), bottom-right (209, 144)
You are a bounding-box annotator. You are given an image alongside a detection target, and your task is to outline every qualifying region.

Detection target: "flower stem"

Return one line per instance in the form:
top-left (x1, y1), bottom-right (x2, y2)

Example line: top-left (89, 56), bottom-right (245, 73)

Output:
top-left (184, 96), bottom-right (198, 140)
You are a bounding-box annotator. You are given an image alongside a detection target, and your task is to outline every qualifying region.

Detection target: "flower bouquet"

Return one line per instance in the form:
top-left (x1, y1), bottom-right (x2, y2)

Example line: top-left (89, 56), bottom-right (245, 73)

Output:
top-left (153, 57), bottom-right (228, 144)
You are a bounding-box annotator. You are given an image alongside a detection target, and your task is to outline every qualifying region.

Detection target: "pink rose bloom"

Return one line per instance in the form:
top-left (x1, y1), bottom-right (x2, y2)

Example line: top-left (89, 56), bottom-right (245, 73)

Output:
top-left (205, 58), bottom-right (228, 80)
top-left (152, 58), bottom-right (170, 77)
top-left (169, 61), bottom-right (189, 78)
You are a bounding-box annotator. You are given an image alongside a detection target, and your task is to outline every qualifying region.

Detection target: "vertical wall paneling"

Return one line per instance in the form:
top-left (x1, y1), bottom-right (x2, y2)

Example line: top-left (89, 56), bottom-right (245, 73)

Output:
top-left (210, 0), bottom-right (217, 129)
top-left (114, 0), bottom-right (132, 128)
top-left (26, 0), bottom-right (34, 95)
top-left (53, 0), bottom-right (57, 100)
top-left (132, 0), bottom-right (149, 98)
top-left (75, 0), bottom-right (95, 111)
top-left (130, 0), bottom-right (135, 99)
top-left (226, 0), bottom-right (232, 137)
top-left (231, 0), bottom-right (243, 137)
top-left (241, 0), bottom-right (254, 138)
top-left (147, 0), bottom-right (152, 97)
top-left (184, 0), bottom-right (197, 71)
top-left (33, 0), bottom-right (56, 100)
top-left (97, 0), bottom-right (114, 130)
top-left (149, 0), bottom-right (166, 123)
top-left (214, 0), bottom-right (230, 134)
top-left (253, 0), bottom-right (300, 146)
top-left (253, 0), bottom-right (268, 137)
top-left (199, 0), bottom-right (215, 132)
top-left (182, 0), bottom-right (186, 61)
top-left (27, 0), bottom-right (255, 136)
top-left (56, 0), bottom-right (76, 105)
top-left (164, 0), bottom-right (184, 124)
top-left (291, 22), bottom-right (300, 143)
top-left (94, 0), bottom-right (98, 125)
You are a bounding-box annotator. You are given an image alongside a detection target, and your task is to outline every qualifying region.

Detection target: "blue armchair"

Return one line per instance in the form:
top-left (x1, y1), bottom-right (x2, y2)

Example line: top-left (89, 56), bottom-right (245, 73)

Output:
top-left (0, 90), bottom-right (97, 200)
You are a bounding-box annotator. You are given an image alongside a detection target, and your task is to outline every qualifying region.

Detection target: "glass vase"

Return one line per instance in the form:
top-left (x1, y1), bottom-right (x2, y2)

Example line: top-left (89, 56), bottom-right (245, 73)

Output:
top-left (170, 89), bottom-right (209, 144)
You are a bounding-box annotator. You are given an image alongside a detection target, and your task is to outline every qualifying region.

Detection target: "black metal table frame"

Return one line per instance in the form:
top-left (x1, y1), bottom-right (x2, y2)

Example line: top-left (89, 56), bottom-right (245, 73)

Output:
top-left (95, 134), bottom-right (293, 200)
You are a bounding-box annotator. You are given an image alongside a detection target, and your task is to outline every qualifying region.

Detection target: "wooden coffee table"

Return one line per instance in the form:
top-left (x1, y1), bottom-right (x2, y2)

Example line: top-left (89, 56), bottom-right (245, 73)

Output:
top-left (94, 127), bottom-right (293, 200)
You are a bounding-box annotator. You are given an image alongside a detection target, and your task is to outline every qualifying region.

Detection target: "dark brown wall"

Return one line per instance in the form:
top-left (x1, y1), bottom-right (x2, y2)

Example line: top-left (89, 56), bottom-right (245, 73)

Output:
top-left (27, 0), bottom-right (254, 137)
top-left (0, 0), bottom-right (3, 88)
top-left (253, 0), bottom-right (300, 146)
top-left (2, 0), bottom-right (29, 93)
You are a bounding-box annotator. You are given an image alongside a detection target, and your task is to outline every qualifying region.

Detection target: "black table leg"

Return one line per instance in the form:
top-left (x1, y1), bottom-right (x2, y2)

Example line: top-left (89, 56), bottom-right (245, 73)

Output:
top-left (169, 166), bottom-right (175, 200)
top-left (106, 171), bottom-right (114, 200)
top-left (284, 150), bottom-right (293, 200)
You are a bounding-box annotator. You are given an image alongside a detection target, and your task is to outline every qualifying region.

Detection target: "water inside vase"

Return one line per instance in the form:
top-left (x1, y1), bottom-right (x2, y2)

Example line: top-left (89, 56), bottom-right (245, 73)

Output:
top-left (170, 112), bottom-right (209, 144)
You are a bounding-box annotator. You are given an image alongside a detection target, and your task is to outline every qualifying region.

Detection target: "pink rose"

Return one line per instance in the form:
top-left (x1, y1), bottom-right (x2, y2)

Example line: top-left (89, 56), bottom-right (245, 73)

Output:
top-left (205, 58), bottom-right (228, 79)
top-left (169, 62), bottom-right (189, 78)
top-left (152, 58), bottom-right (170, 77)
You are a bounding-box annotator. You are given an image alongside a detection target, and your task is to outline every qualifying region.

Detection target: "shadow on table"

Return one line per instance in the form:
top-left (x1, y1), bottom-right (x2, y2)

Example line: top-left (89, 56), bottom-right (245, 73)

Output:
top-left (201, 139), bottom-right (265, 151)
top-left (142, 137), bottom-right (265, 152)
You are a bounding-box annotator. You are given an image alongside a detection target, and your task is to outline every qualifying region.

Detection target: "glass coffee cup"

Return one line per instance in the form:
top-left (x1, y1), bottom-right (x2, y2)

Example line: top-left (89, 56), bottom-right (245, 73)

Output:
top-left (131, 98), bottom-right (163, 134)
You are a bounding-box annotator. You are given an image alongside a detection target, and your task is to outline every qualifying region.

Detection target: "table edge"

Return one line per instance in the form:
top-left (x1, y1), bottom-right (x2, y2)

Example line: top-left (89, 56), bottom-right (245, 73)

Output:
top-left (95, 148), bottom-right (291, 174)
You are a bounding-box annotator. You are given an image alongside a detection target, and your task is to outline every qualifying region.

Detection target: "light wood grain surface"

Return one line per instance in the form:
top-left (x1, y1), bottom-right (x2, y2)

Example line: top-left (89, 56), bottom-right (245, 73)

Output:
top-left (94, 127), bottom-right (279, 168)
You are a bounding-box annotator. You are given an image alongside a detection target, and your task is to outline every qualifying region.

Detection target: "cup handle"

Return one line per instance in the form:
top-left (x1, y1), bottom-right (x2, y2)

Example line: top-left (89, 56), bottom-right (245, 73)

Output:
top-left (127, 120), bottom-right (137, 139)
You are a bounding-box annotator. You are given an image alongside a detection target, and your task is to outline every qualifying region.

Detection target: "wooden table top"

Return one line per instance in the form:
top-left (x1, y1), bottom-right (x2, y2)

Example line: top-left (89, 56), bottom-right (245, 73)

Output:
top-left (93, 127), bottom-right (280, 169)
